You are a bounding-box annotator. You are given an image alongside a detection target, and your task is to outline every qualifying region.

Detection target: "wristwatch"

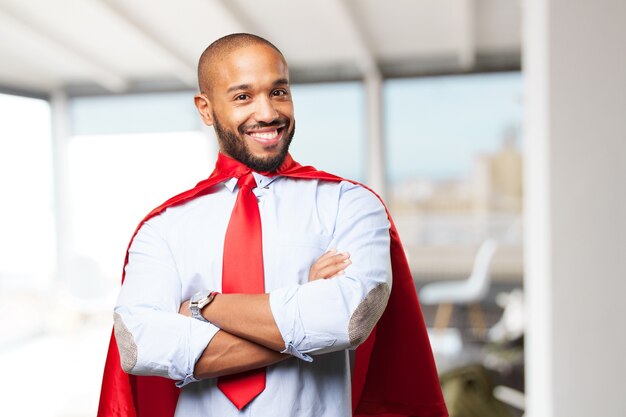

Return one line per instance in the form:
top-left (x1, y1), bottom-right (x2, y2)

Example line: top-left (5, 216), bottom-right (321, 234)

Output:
top-left (189, 291), bottom-right (218, 322)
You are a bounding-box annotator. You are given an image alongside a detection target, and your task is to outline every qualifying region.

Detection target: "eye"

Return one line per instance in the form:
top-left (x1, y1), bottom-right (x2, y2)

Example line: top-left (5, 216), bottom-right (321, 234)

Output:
top-left (272, 89), bottom-right (288, 97)
top-left (234, 94), bottom-right (250, 101)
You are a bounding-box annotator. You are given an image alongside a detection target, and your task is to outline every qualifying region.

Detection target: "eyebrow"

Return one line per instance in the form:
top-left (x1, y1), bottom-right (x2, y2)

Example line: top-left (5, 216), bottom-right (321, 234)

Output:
top-left (226, 78), bottom-right (290, 94)
top-left (272, 78), bottom-right (289, 87)
top-left (226, 83), bottom-right (251, 94)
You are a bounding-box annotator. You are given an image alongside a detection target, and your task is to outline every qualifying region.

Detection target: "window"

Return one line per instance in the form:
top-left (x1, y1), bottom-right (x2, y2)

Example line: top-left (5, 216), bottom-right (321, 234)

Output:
top-left (384, 72), bottom-right (523, 280)
top-left (0, 93), bottom-right (54, 290)
top-left (289, 82), bottom-right (365, 181)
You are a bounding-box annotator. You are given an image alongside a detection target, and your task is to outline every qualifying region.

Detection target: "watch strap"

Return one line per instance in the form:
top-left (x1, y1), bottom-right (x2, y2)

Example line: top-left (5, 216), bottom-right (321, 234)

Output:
top-left (190, 291), bottom-right (218, 322)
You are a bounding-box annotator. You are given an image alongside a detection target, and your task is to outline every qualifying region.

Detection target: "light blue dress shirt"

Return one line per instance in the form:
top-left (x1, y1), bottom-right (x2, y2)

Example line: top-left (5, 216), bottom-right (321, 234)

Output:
top-left (114, 173), bottom-right (392, 417)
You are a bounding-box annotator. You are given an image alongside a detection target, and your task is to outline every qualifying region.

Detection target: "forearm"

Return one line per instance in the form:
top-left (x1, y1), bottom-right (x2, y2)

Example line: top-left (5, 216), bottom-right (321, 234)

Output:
top-left (201, 293), bottom-right (285, 351)
top-left (194, 329), bottom-right (289, 379)
top-left (186, 252), bottom-right (351, 355)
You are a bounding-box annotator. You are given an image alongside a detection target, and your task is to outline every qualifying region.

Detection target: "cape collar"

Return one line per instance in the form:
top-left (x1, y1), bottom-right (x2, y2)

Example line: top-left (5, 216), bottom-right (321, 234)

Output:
top-left (210, 152), bottom-right (298, 181)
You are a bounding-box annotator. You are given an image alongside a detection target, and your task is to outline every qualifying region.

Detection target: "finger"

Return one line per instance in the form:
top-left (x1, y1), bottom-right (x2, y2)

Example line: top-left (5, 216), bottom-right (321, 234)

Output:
top-left (320, 267), bottom-right (346, 279)
top-left (313, 252), bottom-right (350, 270)
top-left (315, 248), bottom-right (338, 262)
top-left (309, 251), bottom-right (350, 281)
top-left (316, 258), bottom-right (351, 279)
top-left (314, 253), bottom-right (350, 274)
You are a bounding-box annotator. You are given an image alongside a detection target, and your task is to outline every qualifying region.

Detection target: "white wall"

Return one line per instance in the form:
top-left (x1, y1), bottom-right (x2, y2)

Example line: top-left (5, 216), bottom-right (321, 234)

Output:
top-left (524, 1), bottom-right (626, 416)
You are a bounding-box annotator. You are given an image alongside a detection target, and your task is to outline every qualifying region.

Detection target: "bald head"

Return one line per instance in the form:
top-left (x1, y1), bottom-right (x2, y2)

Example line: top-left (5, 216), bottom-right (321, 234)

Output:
top-left (198, 33), bottom-right (285, 94)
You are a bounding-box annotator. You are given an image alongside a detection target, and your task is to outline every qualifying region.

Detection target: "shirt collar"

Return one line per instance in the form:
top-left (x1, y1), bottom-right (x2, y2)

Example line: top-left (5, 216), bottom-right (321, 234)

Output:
top-left (223, 172), bottom-right (280, 192)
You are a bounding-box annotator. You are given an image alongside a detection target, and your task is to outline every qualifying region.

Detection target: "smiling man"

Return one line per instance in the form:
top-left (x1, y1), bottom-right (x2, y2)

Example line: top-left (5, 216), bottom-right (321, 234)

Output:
top-left (98, 34), bottom-right (447, 417)
top-left (195, 36), bottom-right (294, 172)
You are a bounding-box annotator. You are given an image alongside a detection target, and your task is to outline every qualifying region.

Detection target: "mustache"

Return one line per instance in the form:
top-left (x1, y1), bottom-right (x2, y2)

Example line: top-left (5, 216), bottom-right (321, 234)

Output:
top-left (238, 118), bottom-right (289, 135)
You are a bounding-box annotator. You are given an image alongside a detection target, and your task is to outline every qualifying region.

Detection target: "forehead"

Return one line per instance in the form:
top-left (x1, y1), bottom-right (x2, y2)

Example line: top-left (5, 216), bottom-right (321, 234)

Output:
top-left (211, 44), bottom-right (289, 93)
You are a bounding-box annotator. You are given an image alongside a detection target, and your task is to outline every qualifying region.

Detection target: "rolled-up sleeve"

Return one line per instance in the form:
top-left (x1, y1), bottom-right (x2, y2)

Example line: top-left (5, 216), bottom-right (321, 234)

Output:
top-left (113, 221), bottom-right (219, 384)
top-left (269, 183), bottom-right (392, 358)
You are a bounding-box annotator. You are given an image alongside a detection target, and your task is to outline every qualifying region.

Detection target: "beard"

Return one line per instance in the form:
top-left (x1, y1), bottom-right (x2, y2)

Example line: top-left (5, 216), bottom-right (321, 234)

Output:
top-left (213, 112), bottom-right (295, 172)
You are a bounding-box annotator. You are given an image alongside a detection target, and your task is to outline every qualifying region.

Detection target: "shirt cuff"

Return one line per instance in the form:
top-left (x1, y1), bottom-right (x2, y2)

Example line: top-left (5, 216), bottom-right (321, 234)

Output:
top-left (177, 318), bottom-right (220, 387)
top-left (176, 373), bottom-right (200, 388)
top-left (269, 285), bottom-right (313, 361)
top-left (281, 342), bottom-right (313, 362)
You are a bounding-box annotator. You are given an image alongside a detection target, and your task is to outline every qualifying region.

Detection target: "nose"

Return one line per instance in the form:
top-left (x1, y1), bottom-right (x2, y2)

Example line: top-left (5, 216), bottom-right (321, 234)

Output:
top-left (253, 96), bottom-right (279, 123)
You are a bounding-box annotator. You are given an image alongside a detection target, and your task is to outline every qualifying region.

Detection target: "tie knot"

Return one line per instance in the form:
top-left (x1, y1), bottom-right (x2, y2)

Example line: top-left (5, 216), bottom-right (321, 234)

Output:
top-left (237, 172), bottom-right (257, 189)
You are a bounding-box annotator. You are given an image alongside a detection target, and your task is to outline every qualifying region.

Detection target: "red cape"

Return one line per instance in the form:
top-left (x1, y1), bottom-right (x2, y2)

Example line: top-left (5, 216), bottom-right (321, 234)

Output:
top-left (98, 154), bottom-right (448, 417)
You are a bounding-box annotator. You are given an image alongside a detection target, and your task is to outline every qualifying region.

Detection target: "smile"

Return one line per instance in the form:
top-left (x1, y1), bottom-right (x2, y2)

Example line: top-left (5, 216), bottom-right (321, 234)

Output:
top-left (245, 126), bottom-right (285, 146)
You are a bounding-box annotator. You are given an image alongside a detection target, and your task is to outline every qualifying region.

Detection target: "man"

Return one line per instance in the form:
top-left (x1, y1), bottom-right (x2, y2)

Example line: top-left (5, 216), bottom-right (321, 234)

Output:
top-left (99, 33), bottom-right (447, 417)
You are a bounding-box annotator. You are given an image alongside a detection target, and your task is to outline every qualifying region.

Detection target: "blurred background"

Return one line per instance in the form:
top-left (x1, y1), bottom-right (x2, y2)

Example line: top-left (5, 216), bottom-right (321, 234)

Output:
top-left (0, 1), bottom-right (623, 416)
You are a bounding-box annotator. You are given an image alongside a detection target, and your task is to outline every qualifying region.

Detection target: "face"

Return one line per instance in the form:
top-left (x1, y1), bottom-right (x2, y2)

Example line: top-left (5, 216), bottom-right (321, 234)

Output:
top-left (195, 44), bottom-right (295, 172)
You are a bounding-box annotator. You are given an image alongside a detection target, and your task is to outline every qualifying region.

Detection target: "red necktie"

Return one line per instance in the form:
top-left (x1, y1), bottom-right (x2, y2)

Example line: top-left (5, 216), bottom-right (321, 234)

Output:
top-left (217, 172), bottom-right (266, 409)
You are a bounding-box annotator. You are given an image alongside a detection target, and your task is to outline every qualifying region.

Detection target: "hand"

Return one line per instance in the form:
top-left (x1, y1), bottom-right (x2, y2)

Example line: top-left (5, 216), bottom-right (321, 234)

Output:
top-left (179, 300), bottom-right (191, 317)
top-left (308, 249), bottom-right (351, 282)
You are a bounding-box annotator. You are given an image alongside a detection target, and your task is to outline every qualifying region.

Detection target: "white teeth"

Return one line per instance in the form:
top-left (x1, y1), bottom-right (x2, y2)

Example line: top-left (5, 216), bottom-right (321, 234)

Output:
top-left (249, 130), bottom-right (278, 140)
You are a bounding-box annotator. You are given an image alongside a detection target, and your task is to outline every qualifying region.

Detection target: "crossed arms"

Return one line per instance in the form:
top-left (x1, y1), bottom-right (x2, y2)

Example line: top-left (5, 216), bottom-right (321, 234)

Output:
top-left (114, 183), bottom-right (392, 384)
top-left (179, 250), bottom-right (350, 379)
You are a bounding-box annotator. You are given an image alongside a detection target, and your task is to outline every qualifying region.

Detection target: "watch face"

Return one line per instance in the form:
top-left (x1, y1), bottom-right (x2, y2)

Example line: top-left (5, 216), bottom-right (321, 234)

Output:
top-left (189, 291), bottom-right (214, 322)
top-left (200, 294), bottom-right (213, 308)
top-left (191, 291), bottom-right (205, 303)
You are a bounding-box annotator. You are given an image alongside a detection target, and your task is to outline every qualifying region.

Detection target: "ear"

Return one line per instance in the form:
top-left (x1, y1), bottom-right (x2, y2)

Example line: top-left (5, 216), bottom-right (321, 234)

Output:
top-left (194, 93), bottom-right (214, 126)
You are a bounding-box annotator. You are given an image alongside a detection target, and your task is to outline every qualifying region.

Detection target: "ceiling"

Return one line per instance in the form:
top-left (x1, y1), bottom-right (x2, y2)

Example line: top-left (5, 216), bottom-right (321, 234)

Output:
top-left (0, 0), bottom-right (521, 97)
